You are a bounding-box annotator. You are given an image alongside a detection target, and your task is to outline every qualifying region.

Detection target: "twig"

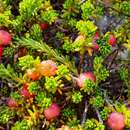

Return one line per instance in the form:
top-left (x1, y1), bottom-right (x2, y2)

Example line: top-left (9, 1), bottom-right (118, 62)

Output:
top-left (81, 100), bottom-right (88, 126)
top-left (95, 108), bottom-right (103, 124)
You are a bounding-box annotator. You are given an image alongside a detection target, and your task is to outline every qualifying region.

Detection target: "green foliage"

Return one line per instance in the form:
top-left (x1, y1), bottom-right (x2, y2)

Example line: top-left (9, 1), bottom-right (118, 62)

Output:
top-left (0, 0), bottom-right (12, 27)
top-left (0, 10), bottom-right (12, 27)
top-left (63, 0), bottom-right (80, 12)
top-left (72, 91), bottom-right (83, 104)
top-left (83, 119), bottom-right (97, 130)
top-left (62, 107), bottom-right (75, 118)
top-left (94, 56), bottom-right (109, 83)
top-left (76, 20), bottom-right (97, 36)
top-left (57, 64), bottom-right (71, 80)
top-left (45, 76), bottom-right (62, 93)
top-left (3, 46), bottom-right (15, 57)
top-left (95, 123), bottom-right (105, 130)
top-left (41, 10), bottom-right (58, 24)
top-left (13, 0), bottom-right (44, 31)
top-left (100, 107), bottom-right (110, 121)
top-left (18, 55), bottom-right (40, 70)
top-left (11, 120), bottom-right (30, 130)
top-left (63, 37), bottom-right (74, 53)
top-left (90, 95), bottom-right (104, 108)
top-left (19, 0), bottom-right (44, 21)
top-left (0, 106), bottom-right (15, 124)
top-left (28, 82), bottom-right (39, 94)
top-left (0, 64), bottom-right (23, 83)
top-left (10, 92), bottom-right (21, 101)
top-left (121, 1), bottom-right (130, 15)
top-left (119, 66), bottom-right (130, 87)
top-left (97, 39), bottom-right (112, 57)
top-left (81, 0), bottom-right (94, 20)
top-left (82, 79), bottom-right (95, 94)
top-left (72, 35), bottom-right (86, 52)
top-left (36, 92), bottom-right (52, 109)
top-left (67, 117), bottom-right (80, 128)
top-left (29, 24), bottom-right (42, 41)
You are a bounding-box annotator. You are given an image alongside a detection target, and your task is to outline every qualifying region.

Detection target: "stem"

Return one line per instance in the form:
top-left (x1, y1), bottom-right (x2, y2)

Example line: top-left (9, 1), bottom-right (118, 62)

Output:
top-left (81, 100), bottom-right (88, 126)
top-left (95, 108), bottom-right (103, 124)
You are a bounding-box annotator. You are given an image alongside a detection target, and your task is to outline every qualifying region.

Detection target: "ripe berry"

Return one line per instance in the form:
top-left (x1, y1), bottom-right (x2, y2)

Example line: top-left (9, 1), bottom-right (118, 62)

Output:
top-left (44, 103), bottom-right (60, 120)
top-left (0, 30), bottom-right (12, 46)
top-left (107, 112), bottom-right (125, 130)
top-left (39, 22), bottom-right (49, 31)
top-left (0, 46), bottom-right (3, 58)
top-left (37, 60), bottom-right (57, 76)
top-left (77, 72), bottom-right (96, 88)
top-left (26, 69), bottom-right (40, 81)
top-left (20, 84), bottom-right (35, 99)
top-left (108, 34), bottom-right (116, 46)
top-left (7, 98), bottom-right (18, 108)
top-left (92, 43), bottom-right (100, 50)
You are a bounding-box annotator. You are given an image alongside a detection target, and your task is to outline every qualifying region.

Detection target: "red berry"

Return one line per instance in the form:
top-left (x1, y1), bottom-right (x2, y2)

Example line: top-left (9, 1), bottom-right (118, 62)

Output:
top-left (77, 72), bottom-right (96, 88)
top-left (0, 46), bottom-right (3, 58)
top-left (26, 69), bottom-right (40, 81)
top-left (107, 112), bottom-right (125, 130)
top-left (108, 34), bottom-right (116, 46)
top-left (39, 23), bottom-right (49, 31)
top-left (0, 30), bottom-right (12, 46)
top-left (36, 60), bottom-right (57, 76)
top-left (20, 84), bottom-right (35, 98)
top-left (92, 43), bottom-right (100, 50)
top-left (7, 98), bottom-right (18, 108)
top-left (44, 103), bottom-right (60, 120)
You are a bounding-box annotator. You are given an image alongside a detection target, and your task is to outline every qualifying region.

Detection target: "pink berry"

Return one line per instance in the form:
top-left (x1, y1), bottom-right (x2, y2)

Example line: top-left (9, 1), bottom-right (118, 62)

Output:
top-left (44, 103), bottom-right (60, 120)
top-left (37, 60), bottom-right (57, 76)
top-left (92, 43), bottom-right (100, 50)
top-left (7, 98), bottom-right (18, 108)
top-left (107, 112), bottom-right (125, 130)
top-left (77, 72), bottom-right (96, 88)
top-left (0, 46), bottom-right (3, 58)
top-left (108, 34), bottom-right (116, 46)
top-left (0, 30), bottom-right (12, 46)
top-left (20, 83), bottom-right (35, 99)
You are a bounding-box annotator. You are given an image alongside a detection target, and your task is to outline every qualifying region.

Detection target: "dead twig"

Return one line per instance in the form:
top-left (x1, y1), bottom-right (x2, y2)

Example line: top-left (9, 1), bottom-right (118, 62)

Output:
top-left (81, 100), bottom-right (88, 126)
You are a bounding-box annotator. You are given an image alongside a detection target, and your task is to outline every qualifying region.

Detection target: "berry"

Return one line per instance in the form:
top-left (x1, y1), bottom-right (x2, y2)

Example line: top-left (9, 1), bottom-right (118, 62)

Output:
top-left (20, 84), bottom-right (35, 99)
top-left (107, 112), bottom-right (125, 130)
top-left (44, 103), bottom-right (60, 120)
top-left (77, 72), bottom-right (96, 88)
top-left (26, 69), bottom-right (40, 81)
top-left (7, 98), bottom-right (18, 108)
top-left (0, 46), bottom-right (3, 58)
top-left (39, 22), bottom-right (49, 31)
top-left (37, 60), bottom-right (57, 76)
top-left (0, 30), bottom-right (12, 46)
top-left (92, 43), bottom-right (100, 50)
top-left (108, 34), bottom-right (116, 46)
